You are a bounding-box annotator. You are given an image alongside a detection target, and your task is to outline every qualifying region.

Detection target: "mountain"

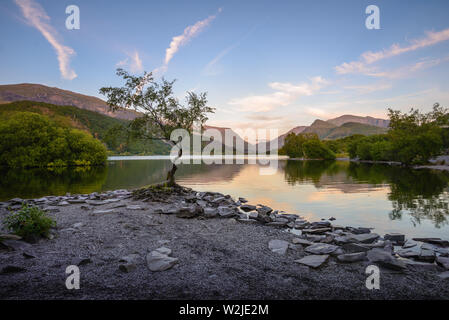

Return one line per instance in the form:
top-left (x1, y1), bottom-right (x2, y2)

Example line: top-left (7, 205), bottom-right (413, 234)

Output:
top-left (268, 115), bottom-right (390, 151)
top-left (324, 122), bottom-right (388, 139)
top-left (203, 125), bottom-right (256, 154)
top-left (327, 115), bottom-right (389, 128)
top-left (302, 119), bottom-right (338, 138)
top-left (0, 83), bottom-right (138, 120)
top-left (0, 100), bottom-right (171, 155)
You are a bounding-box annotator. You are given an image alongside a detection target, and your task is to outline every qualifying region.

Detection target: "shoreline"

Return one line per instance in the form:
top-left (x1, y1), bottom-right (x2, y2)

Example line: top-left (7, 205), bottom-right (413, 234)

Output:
top-left (1, 185), bottom-right (449, 299)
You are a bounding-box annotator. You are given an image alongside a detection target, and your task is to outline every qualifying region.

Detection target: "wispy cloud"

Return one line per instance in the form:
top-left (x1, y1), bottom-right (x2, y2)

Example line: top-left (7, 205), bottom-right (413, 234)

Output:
top-left (116, 51), bottom-right (144, 73)
top-left (14, 0), bottom-right (77, 80)
top-left (343, 82), bottom-right (392, 94)
top-left (154, 8), bottom-right (222, 75)
top-left (229, 77), bottom-right (328, 112)
top-left (335, 27), bottom-right (449, 76)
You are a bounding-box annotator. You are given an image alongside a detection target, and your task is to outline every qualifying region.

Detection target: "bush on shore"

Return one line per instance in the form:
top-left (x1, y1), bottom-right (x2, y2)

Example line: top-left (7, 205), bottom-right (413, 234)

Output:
top-left (279, 133), bottom-right (336, 160)
top-left (0, 112), bottom-right (107, 168)
top-left (3, 204), bottom-right (56, 241)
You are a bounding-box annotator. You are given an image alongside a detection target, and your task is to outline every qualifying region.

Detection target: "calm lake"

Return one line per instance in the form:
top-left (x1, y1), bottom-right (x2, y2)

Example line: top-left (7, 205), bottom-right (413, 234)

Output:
top-left (1, 158), bottom-right (449, 240)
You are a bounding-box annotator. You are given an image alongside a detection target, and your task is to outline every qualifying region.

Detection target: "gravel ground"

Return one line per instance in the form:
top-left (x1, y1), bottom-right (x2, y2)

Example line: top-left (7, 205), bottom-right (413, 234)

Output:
top-left (0, 189), bottom-right (448, 300)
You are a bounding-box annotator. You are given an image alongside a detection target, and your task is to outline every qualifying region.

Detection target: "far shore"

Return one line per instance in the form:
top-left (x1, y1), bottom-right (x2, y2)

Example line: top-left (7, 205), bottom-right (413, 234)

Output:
top-left (107, 155), bottom-right (449, 172)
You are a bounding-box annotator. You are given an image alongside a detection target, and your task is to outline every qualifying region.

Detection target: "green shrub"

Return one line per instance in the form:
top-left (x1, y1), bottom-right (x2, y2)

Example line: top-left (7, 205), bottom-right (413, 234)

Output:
top-left (3, 204), bottom-right (56, 240)
top-left (0, 112), bottom-right (107, 168)
top-left (303, 140), bottom-right (336, 160)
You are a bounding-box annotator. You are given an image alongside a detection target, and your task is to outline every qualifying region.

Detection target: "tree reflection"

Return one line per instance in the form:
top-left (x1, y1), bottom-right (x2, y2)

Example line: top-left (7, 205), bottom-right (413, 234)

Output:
top-left (283, 160), bottom-right (449, 228)
top-left (0, 166), bottom-right (107, 200)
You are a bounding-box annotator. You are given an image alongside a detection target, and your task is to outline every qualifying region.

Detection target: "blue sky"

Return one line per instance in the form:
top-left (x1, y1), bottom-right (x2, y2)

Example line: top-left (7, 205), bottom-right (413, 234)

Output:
top-left (2, 0), bottom-right (449, 133)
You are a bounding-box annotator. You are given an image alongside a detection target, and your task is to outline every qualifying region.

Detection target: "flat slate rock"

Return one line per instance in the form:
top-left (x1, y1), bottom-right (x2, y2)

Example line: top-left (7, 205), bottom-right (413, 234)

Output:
top-left (240, 204), bottom-right (257, 212)
top-left (268, 239), bottom-right (289, 255)
top-left (337, 252), bottom-right (366, 263)
top-left (436, 256), bottom-right (449, 270)
top-left (413, 238), bottom-right (449, 247)
top-left (347, 233), bottom-right (380, 244)
top-left (93, 209), bottom-right (116, 214)
top-left (367, 248), bottom-right (406, 271)
top-left (295, 255), bottom-right (329, 268)
top-left (146, 251), bottom-right (178, 272)
top-left (305, 243), bottom-right (339, 255)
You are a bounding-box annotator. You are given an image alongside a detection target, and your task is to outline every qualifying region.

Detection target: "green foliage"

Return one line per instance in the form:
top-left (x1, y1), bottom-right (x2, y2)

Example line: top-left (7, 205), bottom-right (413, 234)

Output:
top-left (302, 140), bottom-right (336, 160)
top-left (100, 68), bottom-right (215, 143)
top-left (0, 112), bottom-right (107, 168)
top-left (0, 101), bottom-right (171, 155)
top-left (3, 204), bottom-right (56, 240)
top-left (348, 104), bottom-right (448, 165)
top-left (279, 132), bottom-right (335, 160)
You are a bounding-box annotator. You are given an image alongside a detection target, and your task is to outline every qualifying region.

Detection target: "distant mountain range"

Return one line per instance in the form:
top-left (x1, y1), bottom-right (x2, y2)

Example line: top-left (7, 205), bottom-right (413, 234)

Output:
top-left (0, 83), bottom-right (138, 120)
top-left (0, 83), bottom-right (390, 154)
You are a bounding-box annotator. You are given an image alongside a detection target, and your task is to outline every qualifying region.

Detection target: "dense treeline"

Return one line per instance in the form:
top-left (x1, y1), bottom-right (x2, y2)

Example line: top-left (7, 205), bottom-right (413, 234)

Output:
top-left (0, 112), bottom-right (107, 168)
top-left (0, 101), bottom-right (170, 155)
top-left (279, 133), bottom-right (336, 160)
top-left (347, 104), bottom-right (449, 165)
top-left (280, 104), bottom-right (449, 165)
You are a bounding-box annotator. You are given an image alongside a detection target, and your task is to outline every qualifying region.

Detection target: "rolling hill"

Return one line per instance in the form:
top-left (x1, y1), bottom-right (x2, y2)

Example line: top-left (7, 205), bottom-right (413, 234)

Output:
top-left (0, 101), bottom-right (171, 155)
top-left (0, 83), bottom-right (138, 120)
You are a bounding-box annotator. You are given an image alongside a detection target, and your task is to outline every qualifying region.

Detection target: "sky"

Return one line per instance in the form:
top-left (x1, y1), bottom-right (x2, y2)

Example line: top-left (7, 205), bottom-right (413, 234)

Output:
top-left (1, 0), bottom-right (449, 134)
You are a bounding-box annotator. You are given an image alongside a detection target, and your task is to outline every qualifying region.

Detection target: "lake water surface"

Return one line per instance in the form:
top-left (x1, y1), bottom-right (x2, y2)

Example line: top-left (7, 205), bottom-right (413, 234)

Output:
top-left (1, 158), bottom-right (448, 240)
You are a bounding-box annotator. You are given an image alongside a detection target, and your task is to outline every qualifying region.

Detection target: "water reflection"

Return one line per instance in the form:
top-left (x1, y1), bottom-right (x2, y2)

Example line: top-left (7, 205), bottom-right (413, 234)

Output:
top-left (0, 159), bottom-right (448, 235)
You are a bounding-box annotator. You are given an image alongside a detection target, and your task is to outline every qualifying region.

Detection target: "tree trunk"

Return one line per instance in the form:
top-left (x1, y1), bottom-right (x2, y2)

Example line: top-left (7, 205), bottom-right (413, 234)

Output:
top-left (166, 144), bottom-right (182, 186)
top-left (166, 163), bottom-right (177, 186)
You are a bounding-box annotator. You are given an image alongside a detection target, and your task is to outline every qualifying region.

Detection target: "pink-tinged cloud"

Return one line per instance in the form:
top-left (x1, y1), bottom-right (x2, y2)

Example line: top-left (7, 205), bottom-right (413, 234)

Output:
top-left (335, 28), bottom-right (449, 75)
top-left (15, 0), bottom-right (77, 80)
top-left (229, 77), bottom-right (328, 112)
top-left (116, 51), bottom-right (144, 73)
top-left (154, 8), bottom-right (222, 75)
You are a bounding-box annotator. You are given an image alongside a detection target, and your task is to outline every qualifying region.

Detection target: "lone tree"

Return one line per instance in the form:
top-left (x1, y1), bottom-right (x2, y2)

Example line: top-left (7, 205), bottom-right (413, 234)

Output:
top-left (100, 68), bottom-right (214, 186)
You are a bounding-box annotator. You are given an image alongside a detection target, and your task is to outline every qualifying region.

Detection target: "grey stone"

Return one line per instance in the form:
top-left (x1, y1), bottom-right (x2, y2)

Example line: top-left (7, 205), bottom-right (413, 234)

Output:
top-left (126, 205), bottom-right (144, 210)
top-left (292, 238), bottom-right (312, 246)
top-left (438, 271), bottom-right (449, 279)
top-left (238, 197), bottom-right (248, 203)
top-left (1, 239), bottom-right (32, 251)
top-left (302, 228), bottom-right (332, 234)
top-left (0, 234), bottom-right (22, 241)
top-left (146, 251), bottom-right (178, 272)
top-left (413, 238), bottom-right (449, 247)
top-left (342, 243), bottom-right (370, 253)
top-left (399, 258), bottom-right (438, 271)
top-left (268, 239), bottom-right (289, 255)
top-left (337, 252), bottom-right (366, 263)
top-left (86, 200), bottom-right (107, 206)
top-left (347, 233), bottom-right (380, 244)
top-left (67, 199), bottom-right (86, 204)
top-left (396, 247), bottom-right (420, 259)
top-left (305, 243), bottom-right (339, 255)
top-left (384, 233), bottom-right (405, 244)
top-left (403, 240), bottom-right (417, 249)
top-left (367, 248), bottom-right (406, 271)
top-left (240, 204), bottom-right (257, 212)
top-left (93, 209), bottom-right (116, 214)
top-left (295, 255), bottom-right (329, 268)
top-left (119, 263), bottom-right (137, 273)
top-left (57, 201), bottom-right (70, 206)
top-left (217, 206), bottom-right (236, 218)
top-left (257, 206), bottom-right (273, 215)
top-left (119, 254), bottom-right (140, 264)
top-left (73, 222), bottom-right (83, 229)
top-left (436, 256), bottom-right (449, 269)
top-left (417, 249), bottom-right (436, 263)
